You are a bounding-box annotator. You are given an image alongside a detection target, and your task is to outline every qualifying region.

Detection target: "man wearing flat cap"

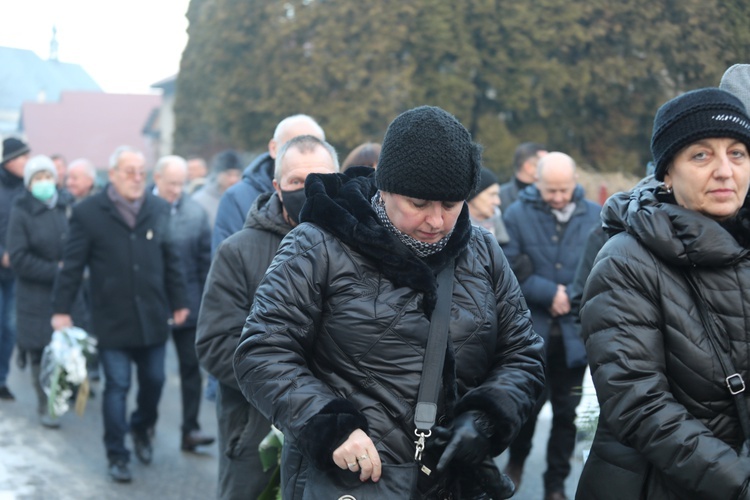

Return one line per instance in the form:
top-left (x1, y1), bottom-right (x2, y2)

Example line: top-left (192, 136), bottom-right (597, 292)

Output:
top-left (0, 137), bottom-right (30, 401)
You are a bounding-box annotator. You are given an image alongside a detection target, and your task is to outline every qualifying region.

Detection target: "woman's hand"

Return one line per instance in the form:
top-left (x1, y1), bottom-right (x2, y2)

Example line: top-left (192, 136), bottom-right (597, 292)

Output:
top-left (332, 428), bottom-right (382, 482)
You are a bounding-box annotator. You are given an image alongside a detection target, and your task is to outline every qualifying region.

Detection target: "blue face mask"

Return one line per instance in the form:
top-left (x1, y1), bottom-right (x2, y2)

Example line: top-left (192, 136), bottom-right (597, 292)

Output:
top-left (31, 179), bottom-right (56, 201)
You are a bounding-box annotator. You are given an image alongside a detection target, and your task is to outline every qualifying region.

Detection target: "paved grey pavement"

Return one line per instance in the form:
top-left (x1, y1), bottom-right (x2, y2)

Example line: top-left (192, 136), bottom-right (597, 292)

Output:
top-left (0, 341), bottom-right (219, 500)
top-left (0, 341), bottom-right (587, 499)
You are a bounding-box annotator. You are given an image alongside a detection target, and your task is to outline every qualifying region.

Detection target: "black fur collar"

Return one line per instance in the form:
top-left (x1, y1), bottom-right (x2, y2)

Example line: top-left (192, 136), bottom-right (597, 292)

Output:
top-left (300, 167), bottom-right (472, 317)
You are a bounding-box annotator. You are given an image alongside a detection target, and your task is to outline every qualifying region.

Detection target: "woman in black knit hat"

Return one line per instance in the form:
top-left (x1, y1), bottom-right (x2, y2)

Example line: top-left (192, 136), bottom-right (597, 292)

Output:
top-left (233, 106), bottom-right (545, 499)
top-left (577, 88), bottom-right (750, 500)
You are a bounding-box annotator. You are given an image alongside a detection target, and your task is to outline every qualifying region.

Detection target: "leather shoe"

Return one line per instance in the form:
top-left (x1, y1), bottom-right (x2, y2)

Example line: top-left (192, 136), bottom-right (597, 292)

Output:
top-left (132, 430), bottom-right (153, 464)
top-left (503, 461), bottom-right (524, 489)
top-left (181, 430), bottom-right (215, 451)
top-left (108, 459), bottom-right (132, 483)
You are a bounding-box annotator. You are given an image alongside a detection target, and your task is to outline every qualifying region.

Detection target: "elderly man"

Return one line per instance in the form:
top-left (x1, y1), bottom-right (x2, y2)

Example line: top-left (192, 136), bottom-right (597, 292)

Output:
top-left (502, 153), bottom-right (600, 500)
top-left (152, 155), bottom-right (214, 452)
top-left (211, 114), bottom-right (325, 250)
top-left (196, 135), bottom-right (339, 500)
top-left (66, 158), bottom-right (98, 200)
top-left (0, 137), bottom-right (30, 400)
top-left (52, 146), bottom-right (188, 483)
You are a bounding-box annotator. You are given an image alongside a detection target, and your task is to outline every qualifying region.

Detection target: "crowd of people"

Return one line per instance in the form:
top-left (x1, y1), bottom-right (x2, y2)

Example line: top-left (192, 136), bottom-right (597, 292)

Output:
top-left (1, 63), bottom-right (750, 500)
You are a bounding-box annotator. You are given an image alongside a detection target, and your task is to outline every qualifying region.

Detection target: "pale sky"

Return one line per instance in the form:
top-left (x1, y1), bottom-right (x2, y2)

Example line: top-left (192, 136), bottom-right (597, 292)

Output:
top-left (0, 0), bottom-right (191, 94)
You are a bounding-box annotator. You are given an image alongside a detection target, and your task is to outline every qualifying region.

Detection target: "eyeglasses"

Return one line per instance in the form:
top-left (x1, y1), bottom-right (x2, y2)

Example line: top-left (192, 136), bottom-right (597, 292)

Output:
top-left (117, 167), bottom-right (147, 179)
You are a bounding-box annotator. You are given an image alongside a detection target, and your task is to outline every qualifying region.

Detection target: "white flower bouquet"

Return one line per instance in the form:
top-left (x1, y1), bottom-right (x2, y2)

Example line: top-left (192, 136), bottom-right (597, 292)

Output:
top-left (40, 327), bottom-right (97, 418)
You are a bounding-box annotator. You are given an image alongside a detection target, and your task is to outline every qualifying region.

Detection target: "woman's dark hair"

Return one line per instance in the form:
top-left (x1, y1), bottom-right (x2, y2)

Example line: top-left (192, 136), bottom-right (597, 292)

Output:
top-left (341, 142), bottom-right (381, 172)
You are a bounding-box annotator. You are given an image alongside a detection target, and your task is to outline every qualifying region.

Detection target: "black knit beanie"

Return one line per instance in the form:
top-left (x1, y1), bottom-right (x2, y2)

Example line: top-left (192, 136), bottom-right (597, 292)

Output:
top-left (375, 106), bottom-right (481, 201)
top-left (651, 88), bottom-right (750, 181)
top-left (2, 137), bottom-right (30, 166)
top-left (468, 167), bottom-right (499, 201)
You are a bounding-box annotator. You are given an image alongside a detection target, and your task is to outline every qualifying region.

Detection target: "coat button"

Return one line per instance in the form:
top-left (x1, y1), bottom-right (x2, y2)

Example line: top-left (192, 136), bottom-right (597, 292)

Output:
top-left (555, 263), bottom-right (562, 269)
top-left (133, 264), bottom-right (139, 271)
top-left (130, 233), bottom-right (136, 240)
top-left (551, 235), bottom-right (559, 242)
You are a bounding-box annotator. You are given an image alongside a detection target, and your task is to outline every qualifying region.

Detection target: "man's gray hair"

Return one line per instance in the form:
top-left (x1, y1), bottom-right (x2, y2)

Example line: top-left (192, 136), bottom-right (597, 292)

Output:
top-left (154, 155), bottom-right (187, 175)
top-left (274, 135), bottom-right (339, 181)
top-left (273, 114), bottom-right (325, 142)
top-left (68, 158), bottom-right (97, 180)
top-left (109, 145), bottom-right (143, 170)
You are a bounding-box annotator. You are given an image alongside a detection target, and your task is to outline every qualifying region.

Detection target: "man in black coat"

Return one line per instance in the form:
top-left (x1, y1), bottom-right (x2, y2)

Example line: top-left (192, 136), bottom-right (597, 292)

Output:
top-left (52, 146), bottom-right (188, 483)
top-left (152, 155), bottom-right (215, 452)
top-left (196, 135), bottom-right (339, 500)
top-left (0, 137), bottom-right (30, 401)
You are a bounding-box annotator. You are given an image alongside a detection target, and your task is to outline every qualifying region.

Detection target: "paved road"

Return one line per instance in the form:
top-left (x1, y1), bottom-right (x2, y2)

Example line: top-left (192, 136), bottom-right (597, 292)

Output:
top-left (0, 342), bottom-right (588, 499)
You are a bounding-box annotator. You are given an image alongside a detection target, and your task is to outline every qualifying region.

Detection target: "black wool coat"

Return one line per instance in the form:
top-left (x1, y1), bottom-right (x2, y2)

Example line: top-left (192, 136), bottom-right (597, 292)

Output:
top-left (0, 166), bottom-right (25, 281)
top-left (7, 190), bottom-right (74, 350)
top-left (52, 189), bottom-right (187, 349)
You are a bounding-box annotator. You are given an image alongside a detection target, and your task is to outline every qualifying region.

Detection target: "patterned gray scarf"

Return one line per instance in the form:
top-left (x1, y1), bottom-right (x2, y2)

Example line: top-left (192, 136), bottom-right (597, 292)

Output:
top-left (371, 191), bottom-right (452, 258)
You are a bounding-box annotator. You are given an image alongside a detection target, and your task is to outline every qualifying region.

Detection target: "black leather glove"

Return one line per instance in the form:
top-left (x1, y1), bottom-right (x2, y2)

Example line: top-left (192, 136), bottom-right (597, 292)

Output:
top-left (459, 458), bottom-right (516, 500)
top-left (435, 410), bottom-right (494, 471)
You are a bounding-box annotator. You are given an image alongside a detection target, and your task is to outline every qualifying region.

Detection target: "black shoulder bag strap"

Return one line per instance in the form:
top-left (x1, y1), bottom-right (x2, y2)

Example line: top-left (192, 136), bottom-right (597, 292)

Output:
top-left (683, 271), bottom-right (750, 456)
top-left (413, 258), bottom-right (455, 461)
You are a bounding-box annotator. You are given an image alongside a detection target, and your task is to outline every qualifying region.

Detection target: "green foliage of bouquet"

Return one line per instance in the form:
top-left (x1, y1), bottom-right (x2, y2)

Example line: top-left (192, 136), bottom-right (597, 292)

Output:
top-left (257, 426), bottom-right (284, 500)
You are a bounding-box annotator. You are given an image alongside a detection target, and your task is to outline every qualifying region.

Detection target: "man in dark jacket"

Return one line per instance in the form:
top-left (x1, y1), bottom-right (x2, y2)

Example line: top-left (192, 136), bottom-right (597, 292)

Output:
top-left (153, 155), bottom-right (215, 452)
top-left (211, 114), bottom-right (325, 251)
top-left (0, 137), bottom-right (30, 401)
top-left (502, 152), bottom-right (601, 500)
top-left (499, 142), bottom-right (547, 211)
top-left (51, 146), bottom-right (188, 483)
top-left (196, 135), bottom-right (339, 500)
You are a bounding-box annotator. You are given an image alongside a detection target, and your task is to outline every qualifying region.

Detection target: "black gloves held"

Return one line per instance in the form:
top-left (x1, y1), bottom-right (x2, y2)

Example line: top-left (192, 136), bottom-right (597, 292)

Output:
top-left (435, 410), bottom-right (495, 471)
top-left (459, 458), bottom-right (516, 500)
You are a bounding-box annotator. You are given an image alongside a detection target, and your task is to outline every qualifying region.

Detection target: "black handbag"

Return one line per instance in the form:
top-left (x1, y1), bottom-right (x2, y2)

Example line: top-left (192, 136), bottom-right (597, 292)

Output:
top-left (302, 260), bottom-right (456, 500)
top-left (683, 272), bottom-right (750, 456)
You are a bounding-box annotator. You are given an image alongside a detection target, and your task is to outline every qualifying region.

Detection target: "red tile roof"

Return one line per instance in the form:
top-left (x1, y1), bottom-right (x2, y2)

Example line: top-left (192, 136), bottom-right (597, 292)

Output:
top-left (21, 91), bottom-right (162, 169)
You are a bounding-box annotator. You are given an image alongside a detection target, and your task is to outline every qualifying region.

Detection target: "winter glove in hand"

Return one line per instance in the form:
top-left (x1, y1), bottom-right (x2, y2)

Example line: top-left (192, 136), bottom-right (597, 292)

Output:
top-left (436, 410), bottom-right (494, 471)
top-left (474, 459), bottom-right (515, 499)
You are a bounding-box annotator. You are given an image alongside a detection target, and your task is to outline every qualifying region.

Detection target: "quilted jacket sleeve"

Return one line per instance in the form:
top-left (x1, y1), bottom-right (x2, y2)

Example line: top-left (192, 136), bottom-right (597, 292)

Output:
top-left (233, 225), bottom-right (362, 445)
top-left (455, 232), bottom-right (546, 455)
top-left (7, 205), bottom-right (58, 284)
top-left (196, 239), bottom-right (252, 388)
top-left (582, 235), bottom-right (750, 499)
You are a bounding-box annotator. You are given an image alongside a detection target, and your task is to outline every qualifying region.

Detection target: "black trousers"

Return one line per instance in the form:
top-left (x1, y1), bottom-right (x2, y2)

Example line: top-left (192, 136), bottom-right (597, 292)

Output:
top-left (216, 382), bottom-right (275, 500)
top-left (507, 332), bottom-right (586, 494)
top-left (171, 326), bottom-right (202, 434)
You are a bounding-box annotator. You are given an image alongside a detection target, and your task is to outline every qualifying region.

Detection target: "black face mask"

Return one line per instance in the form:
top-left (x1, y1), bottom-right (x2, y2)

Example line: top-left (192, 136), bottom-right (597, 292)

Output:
top-left (281, 188), bottom-right (307, 225)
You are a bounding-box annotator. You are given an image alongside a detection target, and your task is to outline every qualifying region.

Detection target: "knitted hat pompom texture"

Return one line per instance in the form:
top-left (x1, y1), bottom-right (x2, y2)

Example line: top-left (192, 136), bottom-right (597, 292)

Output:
top-left (375, 106), bottom-right (481, 201)
top-left (651, 88), bottom-right (750, 181)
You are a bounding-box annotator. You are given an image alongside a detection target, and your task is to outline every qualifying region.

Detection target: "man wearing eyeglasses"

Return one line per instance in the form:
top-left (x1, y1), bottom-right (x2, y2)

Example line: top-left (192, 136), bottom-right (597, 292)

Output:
top-left (51, 145), bottom-right (188, 484)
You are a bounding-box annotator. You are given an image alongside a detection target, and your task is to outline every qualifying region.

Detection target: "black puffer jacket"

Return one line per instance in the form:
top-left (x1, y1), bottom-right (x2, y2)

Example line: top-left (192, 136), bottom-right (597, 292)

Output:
top-left (7, 191), bottom-right (72, 350)
top-left (234, 170), bottom-right (545, 498)
top-left (577, 185), bottom-right (750, 500)
top-left (197, 191), bottom-right (292, 388)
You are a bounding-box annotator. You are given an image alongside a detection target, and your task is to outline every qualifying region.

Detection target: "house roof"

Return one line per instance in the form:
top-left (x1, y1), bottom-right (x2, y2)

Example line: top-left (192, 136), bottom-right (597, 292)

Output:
top-left (0, 46), bottom-right (101, 109)
top-left (21, 91), bottom-right (162, 168)
top-left (151, 74), bottom-right (177, 94)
